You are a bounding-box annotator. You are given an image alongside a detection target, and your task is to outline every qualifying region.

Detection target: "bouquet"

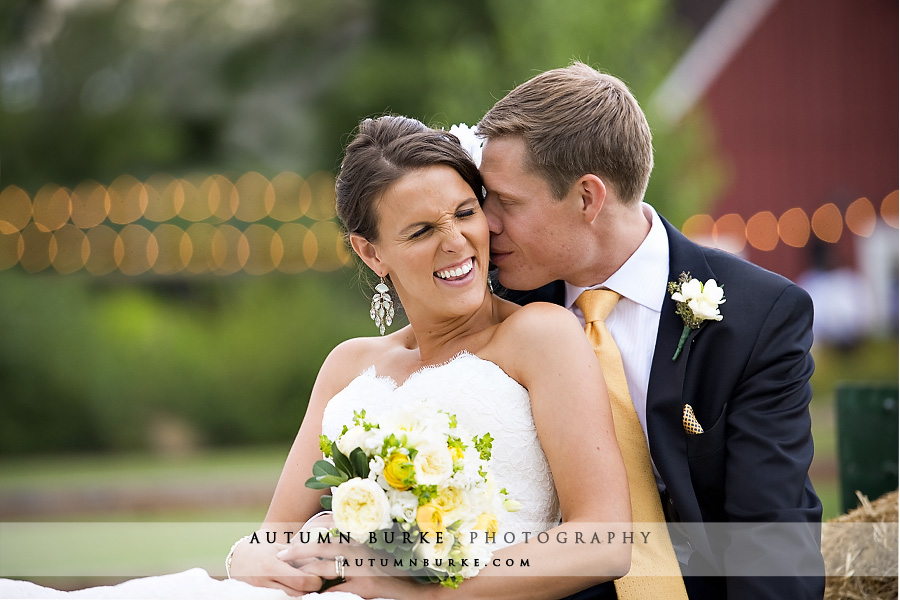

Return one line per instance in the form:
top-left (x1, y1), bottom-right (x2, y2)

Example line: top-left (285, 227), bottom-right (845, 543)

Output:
top-left (305, 402), bottom-right (519, 588)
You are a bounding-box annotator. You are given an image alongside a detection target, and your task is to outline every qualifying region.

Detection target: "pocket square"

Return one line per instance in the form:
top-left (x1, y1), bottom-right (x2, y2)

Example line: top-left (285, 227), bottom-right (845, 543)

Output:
top-left (682, 404), bottom-right (704, 435)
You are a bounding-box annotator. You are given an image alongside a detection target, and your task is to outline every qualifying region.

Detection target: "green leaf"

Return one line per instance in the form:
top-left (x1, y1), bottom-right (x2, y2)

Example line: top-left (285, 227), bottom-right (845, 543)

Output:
top-left (331, 442), bottom-right (353, 476)
top-left (305, 476), bottom-right (331, 490)
top-left (312, 459), bottom-right (341, 479)
top-left (320, 495), bottom-right (332, 510)
top-left (349, 447), bottom-right (370, 478)
top-left (318, 474), bottom-right (348, 486)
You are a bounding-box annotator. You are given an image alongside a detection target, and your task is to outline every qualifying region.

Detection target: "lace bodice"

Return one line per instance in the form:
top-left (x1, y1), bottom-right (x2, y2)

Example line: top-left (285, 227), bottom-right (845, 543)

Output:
top-left (321, 352), bottom-right (561, 540)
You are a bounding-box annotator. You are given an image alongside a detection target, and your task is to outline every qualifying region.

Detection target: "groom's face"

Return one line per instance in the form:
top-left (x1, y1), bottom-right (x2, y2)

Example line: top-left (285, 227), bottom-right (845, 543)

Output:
top-left (480, 136), bottom-right (579, 291)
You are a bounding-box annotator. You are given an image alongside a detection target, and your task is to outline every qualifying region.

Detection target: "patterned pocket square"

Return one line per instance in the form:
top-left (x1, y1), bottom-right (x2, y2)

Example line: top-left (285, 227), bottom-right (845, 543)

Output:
top-left (683, 404), bottom-right (704, 435)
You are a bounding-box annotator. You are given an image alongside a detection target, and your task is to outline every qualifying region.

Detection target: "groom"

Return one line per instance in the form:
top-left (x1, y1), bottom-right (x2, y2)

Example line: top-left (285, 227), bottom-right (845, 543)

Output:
top-left (478, 63), bottom-right (824, 599)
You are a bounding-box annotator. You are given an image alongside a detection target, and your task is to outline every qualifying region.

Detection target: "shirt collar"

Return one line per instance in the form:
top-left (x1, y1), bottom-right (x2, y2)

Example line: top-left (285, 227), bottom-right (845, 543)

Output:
top-left (564, 203), bottom-right (670, 313)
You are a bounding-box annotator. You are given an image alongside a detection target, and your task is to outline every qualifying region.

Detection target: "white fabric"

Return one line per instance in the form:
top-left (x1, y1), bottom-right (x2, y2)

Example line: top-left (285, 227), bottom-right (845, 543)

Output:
top-left (0, 567), bottom-right (371, 599)
top-left (1, 352), bottom-right (560, 599)
top-left (322, 351), bottom-right (562, 540)
top-left (564, 203), bottom-right (669, 444)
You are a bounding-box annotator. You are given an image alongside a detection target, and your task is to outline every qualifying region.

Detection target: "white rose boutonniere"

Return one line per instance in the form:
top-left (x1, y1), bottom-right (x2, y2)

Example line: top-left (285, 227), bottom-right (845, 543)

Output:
top-left (667, 272), bottom-right (725, 360)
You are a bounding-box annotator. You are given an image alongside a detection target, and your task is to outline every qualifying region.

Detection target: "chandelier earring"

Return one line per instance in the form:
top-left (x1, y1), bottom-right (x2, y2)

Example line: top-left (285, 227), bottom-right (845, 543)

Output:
top-left (370, 276), bottom-right (394, 335)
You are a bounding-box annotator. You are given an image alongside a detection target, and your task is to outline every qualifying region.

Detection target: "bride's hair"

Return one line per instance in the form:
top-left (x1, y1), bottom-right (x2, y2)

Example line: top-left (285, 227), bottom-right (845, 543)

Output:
top-left (335, 115), bottom-right (484, 244)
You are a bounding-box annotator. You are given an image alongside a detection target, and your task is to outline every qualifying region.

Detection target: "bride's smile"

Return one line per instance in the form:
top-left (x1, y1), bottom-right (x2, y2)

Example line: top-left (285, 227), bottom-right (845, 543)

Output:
top-left (434, 256), bottom-right (475, 283)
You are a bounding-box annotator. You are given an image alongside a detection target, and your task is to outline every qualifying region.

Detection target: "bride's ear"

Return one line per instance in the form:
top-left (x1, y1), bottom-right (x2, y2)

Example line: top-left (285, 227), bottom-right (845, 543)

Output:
top-left (349, 233), bottom-right (386, 277)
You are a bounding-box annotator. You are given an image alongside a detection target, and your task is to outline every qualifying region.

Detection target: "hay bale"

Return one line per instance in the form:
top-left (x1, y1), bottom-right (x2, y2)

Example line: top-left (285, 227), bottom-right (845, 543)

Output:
top-left (822, 489), bottom-right (898, 600)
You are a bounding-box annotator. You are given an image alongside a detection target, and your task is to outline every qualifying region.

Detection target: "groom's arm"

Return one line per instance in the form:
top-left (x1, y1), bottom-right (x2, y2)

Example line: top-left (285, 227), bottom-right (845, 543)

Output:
top-left (720, 282), bottom-right (824, 599)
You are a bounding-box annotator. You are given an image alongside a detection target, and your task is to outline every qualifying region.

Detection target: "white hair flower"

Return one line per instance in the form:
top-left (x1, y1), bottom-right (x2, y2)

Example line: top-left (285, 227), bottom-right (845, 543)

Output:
top-left (448, 123), bottom-right (484, 167)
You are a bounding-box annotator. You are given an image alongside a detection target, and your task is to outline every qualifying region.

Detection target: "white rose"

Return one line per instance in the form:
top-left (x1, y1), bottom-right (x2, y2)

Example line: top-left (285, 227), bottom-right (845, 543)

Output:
top-left (386, 488), bottom-right (418, 523)
top-left (413, 443), bottom-right (455, 486)
top-left (414, 532), bottom-right (455, 569)
top-left (337, 425), bottom-right (372, 456)
top-left (332, 477), bottom-right (392, 543)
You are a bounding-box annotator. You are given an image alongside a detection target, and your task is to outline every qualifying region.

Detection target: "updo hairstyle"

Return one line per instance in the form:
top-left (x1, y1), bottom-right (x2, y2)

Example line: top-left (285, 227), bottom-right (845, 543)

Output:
top-left (335, 115), bottom-right (484, 244)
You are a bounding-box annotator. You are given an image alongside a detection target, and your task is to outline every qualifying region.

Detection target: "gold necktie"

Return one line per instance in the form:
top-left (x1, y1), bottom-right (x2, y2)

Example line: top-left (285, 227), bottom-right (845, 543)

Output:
top-left (576, 290), bottom-right (688, 599)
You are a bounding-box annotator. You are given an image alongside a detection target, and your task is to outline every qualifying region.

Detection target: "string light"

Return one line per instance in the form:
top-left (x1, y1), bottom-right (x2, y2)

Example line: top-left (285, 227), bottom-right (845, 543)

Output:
top-left (1, 176), bottom-right (896, 275)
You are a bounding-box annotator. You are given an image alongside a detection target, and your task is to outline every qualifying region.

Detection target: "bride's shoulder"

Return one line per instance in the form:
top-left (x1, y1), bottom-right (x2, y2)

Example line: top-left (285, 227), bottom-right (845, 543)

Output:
top-left (492, 301), bottom-right (586, 354)
top-left (316, 329), bottom-right (410, 393)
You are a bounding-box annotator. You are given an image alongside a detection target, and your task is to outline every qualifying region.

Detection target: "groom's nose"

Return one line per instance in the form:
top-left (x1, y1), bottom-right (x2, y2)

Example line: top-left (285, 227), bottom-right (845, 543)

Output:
top-left (482, 197), bottom-right (503, 234)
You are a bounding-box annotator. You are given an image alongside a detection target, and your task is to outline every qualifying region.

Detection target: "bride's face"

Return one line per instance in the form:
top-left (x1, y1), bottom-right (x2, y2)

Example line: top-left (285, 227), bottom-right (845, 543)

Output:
top-left (356, 165), bottom-right (489, 319)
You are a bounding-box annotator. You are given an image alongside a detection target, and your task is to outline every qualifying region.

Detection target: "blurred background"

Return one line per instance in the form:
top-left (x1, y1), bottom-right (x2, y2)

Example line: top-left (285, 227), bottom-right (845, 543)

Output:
top-left (0, 0), bottom-right (897, 586)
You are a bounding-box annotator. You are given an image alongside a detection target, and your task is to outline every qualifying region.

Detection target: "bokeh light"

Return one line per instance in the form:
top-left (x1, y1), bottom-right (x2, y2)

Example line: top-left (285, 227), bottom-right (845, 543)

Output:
top-left (680, 214), bottom-right (714, 242)
top-left (50, 224), bottom-right (89, 274)
top-left (115, 224), bottom-right (153, 276)
top-left (151, 223), bottom-right (188, 275)
top-left (19, 223), bottom-right (54, 273)
top-left (108, 174), bottom-right (147, 224)
top-left (778, 207), bottom-right (811, 248)
top-left (213, 224), bottom-right (244, 275)
top-left (712, 213), bottom-right (747, 253)
top-left (32, 184), bottom-right (71, 232)
top-left (745, 211), bottom-right (779, 251)
top-left (305, 171), bottom-right (337, 221)
top-left (0, 231), bottom-right (23, 271)
top-left (270, 171), bottom-right (311, 222)
top-left (234, 172), bottom-right (274, 223)
top-left (4, 172), bottom-right (889, 274)
top-left (175, 177), bottom-right (209, 223)
top-left (84, 225), bottom-right (119, 275)
top-left (811, 203), bottom-right (843, 243)
top-left (241, 224), bottom-right (278, 275)
top-left (881, 190), bottom-right (898, 228)
top-left (276, 222), bottom-right (311, 274)
top-left (845, 197), bottom-right (876, 238)
top-left (144, 174), bottom-right (178, 222)
top-left (71, 180), bottom-right (110, 229)
top-left (0, 185), bottom-right (33, 234)
top-left (204, 175), bottom-right (239, 222)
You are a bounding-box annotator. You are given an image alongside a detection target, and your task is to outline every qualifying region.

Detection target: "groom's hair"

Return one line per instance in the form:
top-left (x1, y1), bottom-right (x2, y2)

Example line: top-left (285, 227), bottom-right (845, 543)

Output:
top-left (478, 62), bottom-right (653, 206)
top-left (336, 115), bottom-right (484, 243)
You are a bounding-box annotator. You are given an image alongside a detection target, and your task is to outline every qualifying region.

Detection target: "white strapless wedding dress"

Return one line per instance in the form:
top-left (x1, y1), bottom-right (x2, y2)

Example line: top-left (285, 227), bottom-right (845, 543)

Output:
top-left (0, 352), bottom-right (560, 599)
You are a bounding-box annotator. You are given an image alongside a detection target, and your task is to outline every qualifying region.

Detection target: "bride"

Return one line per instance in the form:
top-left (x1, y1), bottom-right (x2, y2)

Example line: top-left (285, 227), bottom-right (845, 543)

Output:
top-left (0, 116), bottom-right (630, 599)
top-left (228, 115), bottom-right (631, 599)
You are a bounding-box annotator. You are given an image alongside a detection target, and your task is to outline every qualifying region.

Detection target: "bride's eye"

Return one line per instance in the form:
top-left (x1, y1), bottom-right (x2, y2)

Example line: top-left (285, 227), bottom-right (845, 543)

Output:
top-left (409, 225), bottom-right (432, 240)
top-left (456, 208), bottom-right (476, 219)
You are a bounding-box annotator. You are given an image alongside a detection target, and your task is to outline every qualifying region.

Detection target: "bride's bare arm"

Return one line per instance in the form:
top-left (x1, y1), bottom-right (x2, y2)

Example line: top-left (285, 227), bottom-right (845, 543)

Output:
top-left (435, 302), bottom-right (632, 599)
top-left (228, 338), bottom-right (374, 594)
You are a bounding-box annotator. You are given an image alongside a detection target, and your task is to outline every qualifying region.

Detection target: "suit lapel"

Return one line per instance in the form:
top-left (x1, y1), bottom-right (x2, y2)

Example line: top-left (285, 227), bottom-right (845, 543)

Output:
top-left (647, 219), bottom-right (718, 559)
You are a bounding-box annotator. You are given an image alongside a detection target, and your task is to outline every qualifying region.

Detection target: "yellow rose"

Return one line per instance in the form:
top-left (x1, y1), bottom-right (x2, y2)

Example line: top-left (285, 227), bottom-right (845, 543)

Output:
top-left (433, 487), bottom-right (464, 515)
top-left (416, 502), bottom-right (445, 535)
top-left (474, 512), bottom-right (498, 533)
top-left (383, 452), bottom-right (415, 490)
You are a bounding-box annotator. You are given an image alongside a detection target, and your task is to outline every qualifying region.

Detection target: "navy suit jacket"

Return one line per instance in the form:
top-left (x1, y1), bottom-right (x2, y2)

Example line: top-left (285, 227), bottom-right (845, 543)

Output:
top-left (501, 218), bottom-right (825, 599)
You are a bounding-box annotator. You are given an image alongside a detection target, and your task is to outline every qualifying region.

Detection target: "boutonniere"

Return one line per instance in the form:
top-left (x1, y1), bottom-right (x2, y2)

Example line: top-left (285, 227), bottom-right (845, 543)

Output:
top-left (667, 272), bottom-right (725, 360)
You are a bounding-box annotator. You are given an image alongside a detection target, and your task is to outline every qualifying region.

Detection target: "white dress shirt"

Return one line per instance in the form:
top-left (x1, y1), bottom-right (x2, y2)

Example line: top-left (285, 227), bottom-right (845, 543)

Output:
top-left (564, 203), bottom-right (670, 449)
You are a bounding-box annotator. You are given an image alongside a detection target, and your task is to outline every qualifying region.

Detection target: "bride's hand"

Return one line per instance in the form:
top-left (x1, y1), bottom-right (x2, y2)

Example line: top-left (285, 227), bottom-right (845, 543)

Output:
top-left (278, 536), bottom-right (424, 599)
top-left (228, 534), bottom-right (323, 596)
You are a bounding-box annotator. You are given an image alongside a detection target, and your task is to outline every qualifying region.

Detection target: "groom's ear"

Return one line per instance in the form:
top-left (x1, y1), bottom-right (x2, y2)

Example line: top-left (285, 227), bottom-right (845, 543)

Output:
top-left (577, 174), bottom-right (606, 224)
top-left (349, 234), bottom-right (385, 277)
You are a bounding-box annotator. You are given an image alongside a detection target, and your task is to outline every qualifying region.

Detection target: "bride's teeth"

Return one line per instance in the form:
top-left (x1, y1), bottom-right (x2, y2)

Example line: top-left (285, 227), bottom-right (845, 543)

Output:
top-left (436, 258), bottom-right (474, 280)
